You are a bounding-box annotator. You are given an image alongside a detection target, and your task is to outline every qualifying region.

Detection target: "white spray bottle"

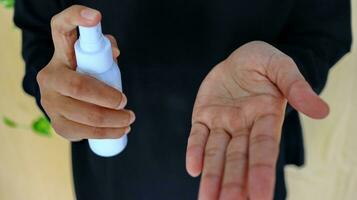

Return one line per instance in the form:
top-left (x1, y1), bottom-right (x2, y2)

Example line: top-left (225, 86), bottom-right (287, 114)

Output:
top-left (74, 23), bottom-right (127, 157)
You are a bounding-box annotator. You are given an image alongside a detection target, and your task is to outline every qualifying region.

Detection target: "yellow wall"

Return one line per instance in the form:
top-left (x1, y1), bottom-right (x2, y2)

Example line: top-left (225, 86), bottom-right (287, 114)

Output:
top-left (0, 3), bottom-right (356, 200)
top-left (285, 1), bottom-right (357, 199)
top-left (0, 7), bottom-right (74, 200)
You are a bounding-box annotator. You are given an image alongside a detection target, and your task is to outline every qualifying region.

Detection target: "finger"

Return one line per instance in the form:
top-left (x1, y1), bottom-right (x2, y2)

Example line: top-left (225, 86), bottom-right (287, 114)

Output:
top-left (52, 115), bottom-right (130, 141)
top-left (219, 131), bottom-right (249, 200)
top-left (186, 122), bottom-right (210, 177)
top-left (52, 66), bottom-right (127, 109)
top-left (58, 96), bottom-right (135, 128)
top-left (267, 53), bottom-right (329, 119)
top-left (51, 5), bottom-right (101, 67)
top-left (199, 129), bottom-right (230, 200)
top-left (105, 34), bottom-right (120, 58)
top-left (193, 105), bottom-right (246, 134)
top-left (287, 79), bottom-right (329, 119)
top-left (248, 114), bottom-right (282, 200)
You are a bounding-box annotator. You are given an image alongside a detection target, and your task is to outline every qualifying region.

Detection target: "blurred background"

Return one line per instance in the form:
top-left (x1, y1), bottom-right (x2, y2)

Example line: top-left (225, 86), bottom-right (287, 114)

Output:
top-left (0, 2), bottom-right (356, 200)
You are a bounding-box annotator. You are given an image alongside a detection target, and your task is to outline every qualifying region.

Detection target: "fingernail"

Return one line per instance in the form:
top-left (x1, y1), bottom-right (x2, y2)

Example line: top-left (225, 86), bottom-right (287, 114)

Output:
top-left (117, 94), bottom-right (127, 109)
top-left (80, 8), bottom-right (98, 20)
top-left (125, 126), bottom-right (131, 134)
top-left (129, 111), bottom-right (136, 124)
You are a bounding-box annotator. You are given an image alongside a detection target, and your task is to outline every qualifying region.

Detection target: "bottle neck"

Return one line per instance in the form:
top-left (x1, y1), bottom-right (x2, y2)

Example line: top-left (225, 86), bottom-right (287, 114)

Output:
top-left (79, 35), bottom-right (104, 53)
top-left (78, 23), bottom-right (104, 53)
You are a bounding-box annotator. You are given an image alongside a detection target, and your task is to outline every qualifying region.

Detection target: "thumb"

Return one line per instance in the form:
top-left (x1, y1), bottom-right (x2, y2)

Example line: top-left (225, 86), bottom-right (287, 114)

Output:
top-left (267, 52), bottom-right (329, 119)
top-left (50, 5), bottom-right (101, 68)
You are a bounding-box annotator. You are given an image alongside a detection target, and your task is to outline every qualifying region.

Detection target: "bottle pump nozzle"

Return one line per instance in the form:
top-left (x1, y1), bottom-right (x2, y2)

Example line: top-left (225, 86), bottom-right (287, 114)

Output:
top-left (75, 23), bottom-right (113, 74)
top-left (78, 23), bottom-right (104, 53)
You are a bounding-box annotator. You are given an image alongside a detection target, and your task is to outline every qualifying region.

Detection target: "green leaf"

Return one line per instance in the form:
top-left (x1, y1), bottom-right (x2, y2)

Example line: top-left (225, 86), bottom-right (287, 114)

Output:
top-left (32, 116), bottom-right (52, 137)
top-left (0, 0), bottom-right (14, 8)
top-left (3, 116), bottom-right (17, 128)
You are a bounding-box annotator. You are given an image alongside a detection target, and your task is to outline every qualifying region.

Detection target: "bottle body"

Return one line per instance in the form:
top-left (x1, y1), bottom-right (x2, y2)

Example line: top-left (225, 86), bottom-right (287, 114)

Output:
top-left (77, 63), bottom-right (128, 157)
top-left (74, 24), bottom-right (127, 157)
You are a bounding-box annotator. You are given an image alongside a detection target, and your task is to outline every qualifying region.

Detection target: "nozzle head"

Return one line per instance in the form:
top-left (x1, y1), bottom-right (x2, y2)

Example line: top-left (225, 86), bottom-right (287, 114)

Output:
top-left (78, 23), bottom-right (104, 52)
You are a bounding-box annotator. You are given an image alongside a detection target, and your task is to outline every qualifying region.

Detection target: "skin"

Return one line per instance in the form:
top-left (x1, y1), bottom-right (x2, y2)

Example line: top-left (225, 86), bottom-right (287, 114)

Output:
top-left (39, 5), bottom-right (329, 200)
top-left (185, 41), bottom-right (329, 200)
top-left (37, 5), bottom-right (135, 141)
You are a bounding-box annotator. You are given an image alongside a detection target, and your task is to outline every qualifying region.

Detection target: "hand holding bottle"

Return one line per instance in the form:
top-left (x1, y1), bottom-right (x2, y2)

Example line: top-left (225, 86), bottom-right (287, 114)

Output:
top-left (37, 5), bottom-right (135, 142)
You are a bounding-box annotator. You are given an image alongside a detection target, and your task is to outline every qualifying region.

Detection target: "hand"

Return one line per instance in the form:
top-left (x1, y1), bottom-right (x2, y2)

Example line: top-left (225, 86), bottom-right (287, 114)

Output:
top-left (186, 41), bottom-right (329, 200)
top-left (37, 5), bottom-right (135, 141)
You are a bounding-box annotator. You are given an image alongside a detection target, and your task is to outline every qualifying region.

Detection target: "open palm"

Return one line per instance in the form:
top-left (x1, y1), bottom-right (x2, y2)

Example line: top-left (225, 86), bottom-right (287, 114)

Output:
top-left (186, 41), bottom-right (329, 200)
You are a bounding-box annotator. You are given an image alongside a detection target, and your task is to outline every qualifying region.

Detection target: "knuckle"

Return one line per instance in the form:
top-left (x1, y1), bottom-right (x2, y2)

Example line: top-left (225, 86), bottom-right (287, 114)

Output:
top-left (113, 129), bottom-right (126, 138)
top-left (50, 15), bottom-right (58, 30)
top-left (222, 181), bottom-right (244, 192)
top-left (51, 118), bottom-right (80, 141)
top-left (51, 5), bottom-right (83, 34)
top-left (279, 55), bottom-right (295, 66)
top-left (50, 15), bottom-right (67, 35)
top-left (250, 134), bottom-right (275, 146)
top-left (267, 52), bottom-right (293, 76)
top-left (68, 76), bottom-right (86, 96)
top-left (249, 162), bottom-right (274, 171)
top-left (203, 172), bottom-right (220, 181)
top-left (51, 120), bottom-right (65, 136)
top-left (51, 121), bottom-right (59, 132)
top-left (88, 108), bottom-right (105, 125)
top-left (271, 53), bottom-right (295, 69)
top-left (187, 143), bottom-right (202, 153)
top-left (38, 93), bottom-right (56, 115)
top-left (91, 127), bottom-right (123, 139)
top-left (250, 134), bottom-right (278, 155)
top-left (36, 68), bottom-right (48, 86)
top-left (92, 126), bottom-right (105, 137)
top-left (40, 97), bottom-right (50, 109)
top-left (189, 129), bottom-right (203, 139)
top-left (205, 147), bottom-right (221, 159)
top-left (226, 150), bottom-right (247, 164)
top-left (232, 130), bottom-right (250, 140)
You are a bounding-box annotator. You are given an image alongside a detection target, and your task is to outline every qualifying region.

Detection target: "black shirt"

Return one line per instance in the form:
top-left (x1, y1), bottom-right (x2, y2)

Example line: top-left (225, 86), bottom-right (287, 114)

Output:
top-left (14, 0), bottom-right (352, 199)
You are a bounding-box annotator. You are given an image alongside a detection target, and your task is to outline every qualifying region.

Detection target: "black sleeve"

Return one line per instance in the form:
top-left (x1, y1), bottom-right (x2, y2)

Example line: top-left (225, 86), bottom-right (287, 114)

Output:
top-left (14, 0), bottom-right (62, 114)
top-left (276, 0), bottom-right (352, 98)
